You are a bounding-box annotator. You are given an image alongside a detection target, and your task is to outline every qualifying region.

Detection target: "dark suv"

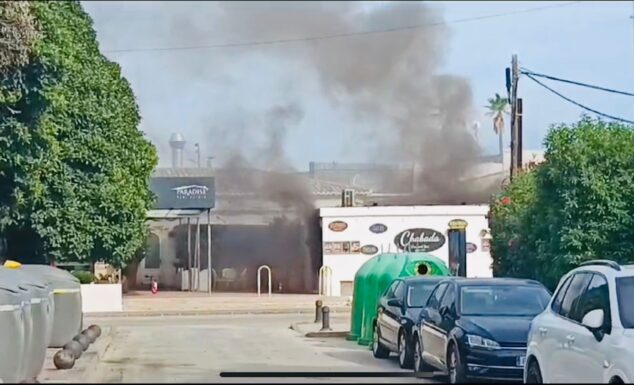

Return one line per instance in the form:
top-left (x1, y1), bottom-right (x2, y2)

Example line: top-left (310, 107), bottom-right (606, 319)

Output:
top-left (372, 276), bottom-right (448, 368)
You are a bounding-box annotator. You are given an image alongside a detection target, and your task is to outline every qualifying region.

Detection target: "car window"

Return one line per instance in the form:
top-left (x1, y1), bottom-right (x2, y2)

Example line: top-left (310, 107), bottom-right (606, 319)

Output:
top-left (406, 282), bottom-right (439, 307)
top-left (426, 283), bottom-right (448, 310)
top-left (459, 284), bottom-right (551, 316)
top-left (616, 277), bottom-right (634, 328)
top-left (384, 280), bottom-right (399, 298)
top-left (439, 284), bottom-right (455, 314)
top-left (393, 281), bottom-right (405, 300)
top-left (551, 275), bottom-right (573, 314)
top-left (572, 273), bottom-right (611, 331)
top-left (559, 273), bottom-right (592, 319)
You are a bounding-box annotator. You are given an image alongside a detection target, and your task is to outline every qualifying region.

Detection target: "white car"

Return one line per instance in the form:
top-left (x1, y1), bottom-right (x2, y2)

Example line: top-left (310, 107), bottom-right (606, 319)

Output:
top-left (524, 260), bottom-right (634, 383)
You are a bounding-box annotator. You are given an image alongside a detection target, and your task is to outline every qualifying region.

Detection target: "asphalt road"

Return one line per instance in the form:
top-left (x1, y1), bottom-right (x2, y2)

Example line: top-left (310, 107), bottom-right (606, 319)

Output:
top-left (80, 314), bottom-right (441, 383)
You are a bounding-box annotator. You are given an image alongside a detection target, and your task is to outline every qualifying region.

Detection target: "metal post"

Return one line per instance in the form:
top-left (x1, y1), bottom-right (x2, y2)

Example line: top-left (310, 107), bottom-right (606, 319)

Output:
top-left (257, 265), bottom-right (272, 297)
top-left (314, 300), bottom-right (323, 323)
top-left (207, 209), bottom-right (212, 294)
top-left (187, 217), bottom-right (192, 291)
top-left (320, 306), bottom-right (332, 332)
top-left (195, 216), bottom-right (201, 291)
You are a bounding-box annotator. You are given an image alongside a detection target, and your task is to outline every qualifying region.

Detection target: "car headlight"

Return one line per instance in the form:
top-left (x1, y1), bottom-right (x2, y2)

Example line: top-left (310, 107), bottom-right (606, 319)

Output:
top-left (467, 334), bottom-right (500, 349)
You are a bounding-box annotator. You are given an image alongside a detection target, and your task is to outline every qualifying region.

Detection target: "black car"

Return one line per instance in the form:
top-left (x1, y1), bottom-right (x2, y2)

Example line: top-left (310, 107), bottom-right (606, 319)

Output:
top-left (412, 278), bottom-right (551, 383)
top-left (372, 276), bottom-right (449, 368)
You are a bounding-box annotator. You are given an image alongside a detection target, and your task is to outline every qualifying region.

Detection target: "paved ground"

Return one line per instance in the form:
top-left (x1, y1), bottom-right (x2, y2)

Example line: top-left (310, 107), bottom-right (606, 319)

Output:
top-left (41, 313), bottom-right (441, 383)
top-left (96, 291), bottom-right (351, 317)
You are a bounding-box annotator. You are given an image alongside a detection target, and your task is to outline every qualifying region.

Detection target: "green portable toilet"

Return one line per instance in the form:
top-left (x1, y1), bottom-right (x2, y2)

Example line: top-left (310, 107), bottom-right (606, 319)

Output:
top-left (348, 252), bottom-right (451, 346)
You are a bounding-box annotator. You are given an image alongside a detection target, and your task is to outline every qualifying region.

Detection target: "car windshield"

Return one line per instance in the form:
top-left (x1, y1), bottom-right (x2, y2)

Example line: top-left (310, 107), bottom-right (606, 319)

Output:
top-left (616, 277), bottom-right (634, 328)
top-left (460, 284), bottom-right (551, 316)
top-left (406, 282), bottom-right (439, 307)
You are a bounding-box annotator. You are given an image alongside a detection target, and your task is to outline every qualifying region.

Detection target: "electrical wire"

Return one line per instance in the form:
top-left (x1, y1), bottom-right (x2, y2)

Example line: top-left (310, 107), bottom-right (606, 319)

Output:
top-left (521, 68), bottom-right (634, 97)
top-left (524, 73), bottom-right (634, 125)
top-left (103, 2), bottom-right (580, 54)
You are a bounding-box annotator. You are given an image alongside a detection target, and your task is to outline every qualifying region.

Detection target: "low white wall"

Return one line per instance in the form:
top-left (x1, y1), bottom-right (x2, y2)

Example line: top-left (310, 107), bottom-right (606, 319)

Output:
top-left (81, 283), bottom-right (123, 313)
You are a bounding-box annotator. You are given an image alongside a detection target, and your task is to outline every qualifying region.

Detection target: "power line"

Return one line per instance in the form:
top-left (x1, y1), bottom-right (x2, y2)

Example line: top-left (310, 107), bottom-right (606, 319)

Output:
top-left (103, 2), bottom-right (580, 54)
top-left (524, 73), bottom-right (634, 125)
top-left (521, 68), bottom-right (634, 97)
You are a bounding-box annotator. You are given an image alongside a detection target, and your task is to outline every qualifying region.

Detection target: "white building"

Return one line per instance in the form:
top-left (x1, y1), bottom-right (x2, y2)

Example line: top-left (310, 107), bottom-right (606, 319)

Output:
top-left (320, 205), bottom-right (493, 296)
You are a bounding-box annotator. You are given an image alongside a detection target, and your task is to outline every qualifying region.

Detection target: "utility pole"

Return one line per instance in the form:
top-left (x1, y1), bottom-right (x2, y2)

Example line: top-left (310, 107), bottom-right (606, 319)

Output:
top-left (508, 54), bottom-right (520, 181)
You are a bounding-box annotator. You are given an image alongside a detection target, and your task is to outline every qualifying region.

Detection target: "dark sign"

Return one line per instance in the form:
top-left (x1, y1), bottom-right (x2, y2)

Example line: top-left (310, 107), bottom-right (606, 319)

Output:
top-left (394, 228), bottom-right (446, 252)
top-left (360, 245), bottom-right (379, 255)
top-left (369, 223), bottom-right (388, 234)
top-left (150, 177), bottom-right (215, 209)
top-left (466, 242), bottom-right (477, 253)
top-left (328, 221), bottom-right (348, 232)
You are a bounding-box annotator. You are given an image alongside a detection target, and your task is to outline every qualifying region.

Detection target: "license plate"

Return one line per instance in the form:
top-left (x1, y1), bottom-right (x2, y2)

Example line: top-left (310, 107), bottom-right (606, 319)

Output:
top-left (516, 356), bottom-right (526, 367)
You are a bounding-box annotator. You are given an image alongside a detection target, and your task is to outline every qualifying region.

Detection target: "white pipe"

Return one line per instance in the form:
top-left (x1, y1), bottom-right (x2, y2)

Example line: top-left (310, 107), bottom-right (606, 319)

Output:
top-left (318, 266), bottom-right (332, 296)
top-left (257, 265), bottom-right (272, 297)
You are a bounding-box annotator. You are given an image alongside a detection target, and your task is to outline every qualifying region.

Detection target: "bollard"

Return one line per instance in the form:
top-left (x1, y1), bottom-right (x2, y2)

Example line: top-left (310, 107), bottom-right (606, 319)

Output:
top-left (314, 300), bottom-right (323, 323)
top-left (320, 306), bottom-right (332, 332)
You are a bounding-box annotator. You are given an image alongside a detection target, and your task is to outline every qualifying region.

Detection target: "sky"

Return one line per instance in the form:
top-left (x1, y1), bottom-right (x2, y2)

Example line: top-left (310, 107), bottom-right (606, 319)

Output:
top-left (82, 1), bottom-right (634, 170)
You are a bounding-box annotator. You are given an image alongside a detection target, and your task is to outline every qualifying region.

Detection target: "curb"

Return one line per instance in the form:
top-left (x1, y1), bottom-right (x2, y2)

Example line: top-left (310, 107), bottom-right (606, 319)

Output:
top-left (290, 321), bottom-right (350, 338)
top-left (85, 307), bottom-right (351, 318)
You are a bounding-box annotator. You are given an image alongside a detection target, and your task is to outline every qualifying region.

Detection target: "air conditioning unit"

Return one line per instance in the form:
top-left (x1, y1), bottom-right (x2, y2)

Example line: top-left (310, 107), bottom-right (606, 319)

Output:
top-left (342, 189), bottom-right (355, 207)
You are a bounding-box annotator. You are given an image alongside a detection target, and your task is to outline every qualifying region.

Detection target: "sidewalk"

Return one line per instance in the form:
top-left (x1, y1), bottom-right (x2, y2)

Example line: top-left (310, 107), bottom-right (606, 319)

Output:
top-left (39, 326), bottom-right (113, 383)
top-left (86, 291), bottom-right (352, 317)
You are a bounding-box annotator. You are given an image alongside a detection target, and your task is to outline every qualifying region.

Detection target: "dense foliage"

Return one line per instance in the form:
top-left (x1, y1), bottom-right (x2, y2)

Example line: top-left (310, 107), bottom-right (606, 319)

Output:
top-left (491, 116), bottom-right (634, 290)
top-left (0, 1), bottom-right (157, 267)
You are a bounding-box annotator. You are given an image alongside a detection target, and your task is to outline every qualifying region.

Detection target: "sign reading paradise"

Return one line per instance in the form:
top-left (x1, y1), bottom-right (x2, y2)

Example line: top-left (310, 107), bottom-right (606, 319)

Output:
top-left (394, 228), bottom-right (446, 252)
top-left (150, 177), bottom-right (216, 209)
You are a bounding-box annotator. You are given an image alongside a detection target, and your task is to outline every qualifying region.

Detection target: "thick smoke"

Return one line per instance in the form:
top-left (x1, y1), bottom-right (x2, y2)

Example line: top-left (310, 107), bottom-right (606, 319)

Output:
top-left (211, 1), bottom-right (482, 203)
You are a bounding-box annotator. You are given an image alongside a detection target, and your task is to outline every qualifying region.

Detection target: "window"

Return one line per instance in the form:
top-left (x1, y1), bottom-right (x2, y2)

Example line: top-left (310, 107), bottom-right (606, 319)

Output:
top-left (572, 274), bottom-right (611, 331)
top-left (559, 273), bottom-right (592, 319)
top-left (384, 280), bottom-right (400, 298)
top-left (393, 281), bottom-right (405, 300)
top-left (551, 275), bottom-right (573, 314)
top-left (426, 283), bottom-right (447, 310)
top-left (616, 277), bottom-right (634, 328)
top-left (459, 285), bottom-right (551, 316)
top-left (144, 233), bottom-right (161, 269)
top-left (440, 284), bottom-right (455, 312)
top-left (407, 282), bottom-right (439, 307)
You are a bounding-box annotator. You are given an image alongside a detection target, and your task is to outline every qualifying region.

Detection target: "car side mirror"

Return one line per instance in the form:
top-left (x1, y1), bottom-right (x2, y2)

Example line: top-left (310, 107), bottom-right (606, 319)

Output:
top-left (582, 309), bottom-right (604, 330)
top-left (582, 309), bottom-right (605, 341)
top-left (387, 299), bottom-right (403, 308)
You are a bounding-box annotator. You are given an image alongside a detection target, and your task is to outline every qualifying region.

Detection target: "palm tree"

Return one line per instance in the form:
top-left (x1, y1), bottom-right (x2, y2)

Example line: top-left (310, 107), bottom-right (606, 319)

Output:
top-left (485, 93), bottom-right (510, 161)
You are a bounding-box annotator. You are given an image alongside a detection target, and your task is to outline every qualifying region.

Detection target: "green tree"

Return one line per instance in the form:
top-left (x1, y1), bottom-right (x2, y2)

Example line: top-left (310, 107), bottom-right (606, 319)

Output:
top-left (0, 1), bottom-right (157, 267)
top-left (485, 93), bottom-right (510, 159)
top-left (491, 116), bottom-right (634, 290)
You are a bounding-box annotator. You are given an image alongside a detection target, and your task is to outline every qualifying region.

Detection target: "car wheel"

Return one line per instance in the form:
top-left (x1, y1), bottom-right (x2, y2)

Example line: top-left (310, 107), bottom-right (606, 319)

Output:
top-left (447, 343), bottom-right (466, 384)
top-left (372, 324), bottom-right (390, 359)
top-left (413, 336), bottom-right (434, 373)
top-left (398, 330), bottom-right (414, 369)
top-left (526, 360), bottom-right (543, 384)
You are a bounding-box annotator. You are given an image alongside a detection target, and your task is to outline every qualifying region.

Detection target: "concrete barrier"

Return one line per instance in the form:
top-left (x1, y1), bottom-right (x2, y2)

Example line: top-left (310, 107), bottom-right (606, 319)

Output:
top-left (80, 284), bottom-right (122, 313)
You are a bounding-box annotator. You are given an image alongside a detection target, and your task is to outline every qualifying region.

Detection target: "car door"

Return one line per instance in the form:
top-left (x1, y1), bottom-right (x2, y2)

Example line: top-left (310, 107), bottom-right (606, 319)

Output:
top-left (548, 272), bottom-right (593, 383)
top-left (420, 282), bottom-right (448, 369)
top-left (377, 280), bottom-right (399, 348)
top-left (436, 284), bottom-right (456, 368)
top-left (531, 274), bottom-right (573, 382)
top-left (386, 281), bottom-right (407, 346)
top-left (564, 273), bottom-right (612, 383)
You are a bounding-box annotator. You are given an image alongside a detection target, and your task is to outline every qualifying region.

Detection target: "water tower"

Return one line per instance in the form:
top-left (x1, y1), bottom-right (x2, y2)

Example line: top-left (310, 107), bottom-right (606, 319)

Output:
top-left (169, 133), bottom-right (186, 168)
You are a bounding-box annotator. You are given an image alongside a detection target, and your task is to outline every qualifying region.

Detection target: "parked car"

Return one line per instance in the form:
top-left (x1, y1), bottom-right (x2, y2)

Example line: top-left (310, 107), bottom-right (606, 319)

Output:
top-left (525, 260), bottom-right (634, 384)
top-left (412, 278), bottom-right (551, 383)
top-left (372, 276), bottom-right (449, 368)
